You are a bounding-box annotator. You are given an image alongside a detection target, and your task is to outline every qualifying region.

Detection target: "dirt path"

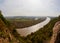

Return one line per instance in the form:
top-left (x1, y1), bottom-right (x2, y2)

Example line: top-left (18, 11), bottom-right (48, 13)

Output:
top-left (50, 21), bottom-right (60, 43)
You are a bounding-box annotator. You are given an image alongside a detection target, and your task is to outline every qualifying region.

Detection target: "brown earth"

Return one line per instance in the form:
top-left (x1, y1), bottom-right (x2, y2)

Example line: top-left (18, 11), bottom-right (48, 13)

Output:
top-left (0, 11), bottom-right (19, 43)
top-left (50, 21), bottom-right (60, 43)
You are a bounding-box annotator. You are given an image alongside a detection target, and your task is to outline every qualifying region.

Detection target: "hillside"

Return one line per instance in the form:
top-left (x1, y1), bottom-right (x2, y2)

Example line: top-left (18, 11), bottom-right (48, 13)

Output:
top-left (0, 10), bottom-right (60, 43)
top-left (25, 16), bottom-right (60, 43)
top-left (0, 11), bottom-right (19, 43)
top-left (50, 21), bottom-right (60, 43)
top-left (0, 11), bottom-right (27, 43)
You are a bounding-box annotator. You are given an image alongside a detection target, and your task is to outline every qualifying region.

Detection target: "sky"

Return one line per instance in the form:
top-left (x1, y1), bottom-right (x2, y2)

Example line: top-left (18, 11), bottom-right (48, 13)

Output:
top-left (0, 0), bottom-right (60, 16)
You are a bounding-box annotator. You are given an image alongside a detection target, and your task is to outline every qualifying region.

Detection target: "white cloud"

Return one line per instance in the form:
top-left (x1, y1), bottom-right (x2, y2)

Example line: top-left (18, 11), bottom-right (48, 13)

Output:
top-left (0, 0), bottom-right (60, 16)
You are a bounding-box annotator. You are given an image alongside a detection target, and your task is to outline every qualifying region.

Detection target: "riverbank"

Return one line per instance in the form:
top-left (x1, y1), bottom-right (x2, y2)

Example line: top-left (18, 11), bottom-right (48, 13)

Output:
top-left (16, 17), bottom-right (51, 36)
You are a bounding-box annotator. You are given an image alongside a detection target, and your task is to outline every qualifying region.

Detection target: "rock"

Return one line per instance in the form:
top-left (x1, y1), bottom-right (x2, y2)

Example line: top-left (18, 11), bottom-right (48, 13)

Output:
top-left (50, 21), bottom-right (60, 43)
top-left (0, 11), bottom-right (19, 43)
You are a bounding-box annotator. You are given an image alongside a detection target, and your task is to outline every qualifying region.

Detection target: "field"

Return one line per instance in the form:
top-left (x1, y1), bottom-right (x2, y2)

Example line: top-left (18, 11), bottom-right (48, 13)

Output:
top-left (6, 16), bottom-right (46, 28)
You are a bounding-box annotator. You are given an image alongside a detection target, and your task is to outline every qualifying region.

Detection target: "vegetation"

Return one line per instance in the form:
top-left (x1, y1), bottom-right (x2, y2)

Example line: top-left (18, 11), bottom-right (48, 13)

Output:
top-left (12, 16), bottom-right (60, 43)
top-left (0, 10), bottom-right (60, 43)
top-left (0, 11), bottom-right (10, 26)
top-left (0, 11), bottom-right (24, 43)
top-left (7, 17), bottom-right (45, 28)
top-left (24, 16), bottom-right (60, 43)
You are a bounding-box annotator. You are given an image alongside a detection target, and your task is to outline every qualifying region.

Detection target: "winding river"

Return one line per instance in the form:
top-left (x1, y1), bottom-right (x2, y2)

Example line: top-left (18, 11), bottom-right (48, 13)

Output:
top-left (16, 17), bottom-right (51, 36)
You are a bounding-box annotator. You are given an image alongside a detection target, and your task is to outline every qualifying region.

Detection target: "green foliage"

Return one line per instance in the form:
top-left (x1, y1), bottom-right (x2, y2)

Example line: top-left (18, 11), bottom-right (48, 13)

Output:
top-left (0, 11), bottom-right (60, 43)
top-left (0, 11), bottom-right (10, 26)
top-left (8, 16), bottom-right (60, 43)
top-left (25, 17), bottom-right (60, 43)
top-left (0, 30), bottom-right (7, 38)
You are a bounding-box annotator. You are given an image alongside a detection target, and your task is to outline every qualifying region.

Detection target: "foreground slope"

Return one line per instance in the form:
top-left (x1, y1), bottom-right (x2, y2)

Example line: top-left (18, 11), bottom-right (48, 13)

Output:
top-left (50, 21), bottom-right (60, 43)
top-left (0, 11), bottom-right (19, 43)
top-left (0, 11), bottom-right (24, 43)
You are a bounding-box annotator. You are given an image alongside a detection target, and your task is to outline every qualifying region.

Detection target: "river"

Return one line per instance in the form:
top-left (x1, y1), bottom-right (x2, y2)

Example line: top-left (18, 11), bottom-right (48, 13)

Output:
top-left (16, 17), bottom-right (51, 36)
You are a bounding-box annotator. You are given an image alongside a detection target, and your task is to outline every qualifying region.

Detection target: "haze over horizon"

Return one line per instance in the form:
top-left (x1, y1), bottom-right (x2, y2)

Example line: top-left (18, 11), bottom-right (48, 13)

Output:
top-left (0, 0), bottom-right (60, 17)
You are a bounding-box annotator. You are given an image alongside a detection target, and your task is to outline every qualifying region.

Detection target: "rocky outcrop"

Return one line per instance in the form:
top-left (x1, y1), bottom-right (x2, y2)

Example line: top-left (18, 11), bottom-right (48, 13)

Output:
top-left (50, 21), bottom-right (60, 43)
top-left (0, 11), bottom-right (19, 43)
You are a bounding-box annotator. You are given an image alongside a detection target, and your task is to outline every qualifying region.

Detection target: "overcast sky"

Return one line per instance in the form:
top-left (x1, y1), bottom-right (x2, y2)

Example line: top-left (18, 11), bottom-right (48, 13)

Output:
top-left (0, 0), bottom-right (60, 16)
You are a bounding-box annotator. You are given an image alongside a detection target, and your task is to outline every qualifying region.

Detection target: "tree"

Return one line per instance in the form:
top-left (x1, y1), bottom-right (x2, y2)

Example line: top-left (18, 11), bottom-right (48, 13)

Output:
top-left (0, 10), bottom-right (10, 26)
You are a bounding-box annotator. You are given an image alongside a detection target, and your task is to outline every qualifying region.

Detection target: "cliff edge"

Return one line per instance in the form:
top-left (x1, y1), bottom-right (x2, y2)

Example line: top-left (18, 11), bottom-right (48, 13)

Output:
top-left (50, 21), bottom-right (60, 43)
top-left (0, 11), bottom-right (19, 43)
